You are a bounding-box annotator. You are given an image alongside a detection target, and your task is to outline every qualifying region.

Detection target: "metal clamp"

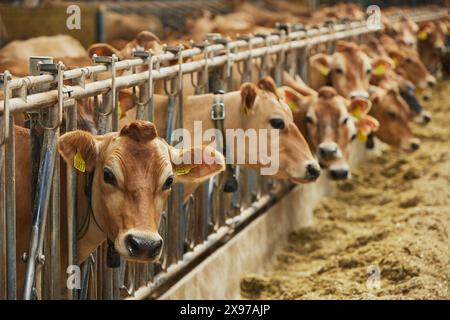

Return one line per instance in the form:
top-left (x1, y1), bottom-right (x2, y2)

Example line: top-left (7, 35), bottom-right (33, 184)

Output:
top-left (163, 44), bottom-right (184, 97)
top-left (236, 35), bottom-right (253, 81)
top-left (211, 91), bottom-right (225, 121)
top-left (189, 40), bottom-right (211, 93)
top-left (276, 22), bottom-right (291, 35)
top-left (92, 54), bottom-right (119, 118)
top-left (37, 62), bottom-right (66, 130)
top-left (132, 50), bottom-right (154, 111)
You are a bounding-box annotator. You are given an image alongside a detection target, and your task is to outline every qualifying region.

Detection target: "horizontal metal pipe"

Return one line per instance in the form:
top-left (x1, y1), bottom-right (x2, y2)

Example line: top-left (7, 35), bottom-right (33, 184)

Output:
top-left (2, 10), bottom-right (445, 93)
top-left (0, 25), bottom-right (379, 113)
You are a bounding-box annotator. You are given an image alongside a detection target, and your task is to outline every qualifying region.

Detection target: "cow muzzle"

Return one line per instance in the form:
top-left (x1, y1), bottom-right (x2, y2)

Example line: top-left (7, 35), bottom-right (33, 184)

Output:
top-left (401, 138), bottom-right (421, 152)
top-left (349, 90), bottom-right (369, 101)
top-left (328, 163), bottom-right (350, 180)
top-left (118, 231), bottom-right (163, 262)
top-left (318, 142), bottom-right (342, 163)
top-left (414, 110), bottom-right (432, 125)
top-left (290, 160), bottom-right (321, 183)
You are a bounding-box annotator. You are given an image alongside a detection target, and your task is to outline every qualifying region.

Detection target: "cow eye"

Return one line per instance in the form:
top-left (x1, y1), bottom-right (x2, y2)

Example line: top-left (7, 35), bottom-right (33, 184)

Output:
top-left (335, 67), bottom-right (344, 74)
top-left (270, 118), bottom-right (285, 129)
top-left (388, 111), bottom-right (397, 119)
top-left (405, 57), bottom-right (412, 64)
top-left (103, 167), bottom-right (117, 186)
top-left (162, 175), bottom-right (174, 191)
top-left (342, 117), bottom-right (349, 125)
top-left (306, 114), bottom-right (315, 125)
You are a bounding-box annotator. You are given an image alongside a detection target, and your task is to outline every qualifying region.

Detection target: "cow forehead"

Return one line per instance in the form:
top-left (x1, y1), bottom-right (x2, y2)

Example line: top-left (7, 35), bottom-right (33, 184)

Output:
top-left (102, 136), bottom-right (171, 187)
top-left (333, 50), bottom-right (369, 71)
top-left (314, 96), bottom-right (347, 120)
top-left (261, 92), bottom-right (293, 119)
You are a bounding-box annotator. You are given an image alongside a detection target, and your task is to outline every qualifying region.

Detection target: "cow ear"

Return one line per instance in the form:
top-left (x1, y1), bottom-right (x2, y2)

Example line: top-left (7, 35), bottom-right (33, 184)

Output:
top-left (310, 53), bottom-right (332, 77)
top-left (169, 145), bottom-right (225, 184)
top-left (370, 88), bottom-right (385, 105)
top-left (118, 89), bottom-right (135, 117)
top-left (58, 130), bottom-right (102, 172)
top-left (280, 86), bottom-right (306, 113)
top-left (88, 43), bottom-right (122, 59)
top-left (257, 76), bottom-right (278, 96)
top-left (135, 31), bottom-right (161, 48)
top-left (387, 49), bottom-right (404, 67)
top-left (240, 83), bottom-right (258, 112)
top-left (349, 97), bottom-right (372, 117)
top-left (418, 23), bottom-right (432, 41)
top-left (372, 57), bottom-right (393, 76)
top-left (356, 115), bottom-right (380, 135)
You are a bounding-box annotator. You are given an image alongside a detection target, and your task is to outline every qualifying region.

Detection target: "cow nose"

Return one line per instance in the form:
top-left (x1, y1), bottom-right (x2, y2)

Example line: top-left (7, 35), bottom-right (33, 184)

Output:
top-left (410, 142), bottom-right (420, 151)
top-left (422, 95), bottom-right (430, 101)
top-left (349, 91), bottom-right (369, 100)
top-left (423, 113), bottom-right (432, 123)
top-left (329, 168), bottom-right (349, 180)
top-left (125, 234), bottom-right (163, 260)
top-left (318, 143), bottom-right (339, 160)
top-left (305, 162), bottom-right (321, 180)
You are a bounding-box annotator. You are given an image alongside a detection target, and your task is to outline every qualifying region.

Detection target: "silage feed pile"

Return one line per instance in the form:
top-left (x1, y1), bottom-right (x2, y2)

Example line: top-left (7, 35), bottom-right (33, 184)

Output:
top-left (241, 80), bottom-right (450, 299)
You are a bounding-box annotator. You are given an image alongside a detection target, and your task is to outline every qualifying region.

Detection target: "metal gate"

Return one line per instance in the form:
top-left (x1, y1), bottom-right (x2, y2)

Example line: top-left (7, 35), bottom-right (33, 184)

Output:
top-left (0, 7), bottom-right (446, 300)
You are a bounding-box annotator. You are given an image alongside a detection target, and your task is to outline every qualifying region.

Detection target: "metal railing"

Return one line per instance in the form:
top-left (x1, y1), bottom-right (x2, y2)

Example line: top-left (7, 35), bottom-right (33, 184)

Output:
top-left (0, 7), bottom-right (447, 300)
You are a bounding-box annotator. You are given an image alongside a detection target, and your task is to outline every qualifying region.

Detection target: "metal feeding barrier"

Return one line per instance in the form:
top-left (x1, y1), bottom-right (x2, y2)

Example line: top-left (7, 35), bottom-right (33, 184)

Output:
top-left (0, 8), bottom-right (447, 300)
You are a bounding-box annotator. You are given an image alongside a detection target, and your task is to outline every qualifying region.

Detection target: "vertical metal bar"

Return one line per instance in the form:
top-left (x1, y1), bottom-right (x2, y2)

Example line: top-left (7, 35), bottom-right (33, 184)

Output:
top-left (23, 62), bottom-right (64, 300)
top-left (2, 71), bottom-right (16, 299)
top-left (110, 57), bottom-right (118, 132)
top-left (101, 245), bottom-right (113, 300)
top-left (42, 119), bottom-right (62, 301)
top-left (66, 102), bottom-right (77, 300)
top-left (0, 142), bottom-right (5, 300)
top-left (22, 129), bottom-right (58, 300)
top-left (0, 71), bottom-right (10, 300)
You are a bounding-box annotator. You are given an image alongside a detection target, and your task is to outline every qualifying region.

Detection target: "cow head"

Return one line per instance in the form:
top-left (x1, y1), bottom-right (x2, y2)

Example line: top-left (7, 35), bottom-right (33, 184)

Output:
top-left (235, 77), bottom-right (321, 183)
top-left (387, 44), bottom-right (436, 93)
top-left (309, 41), bottom-right (373, 100)
top-left (418, 21), bottom-right (447, 54)
top-left (58, 121), bottom-right (225, 262)
top-left (369, 87), bottom-right (420, 152)
top-left (391, 18), bottom-right (419, 47)
top-left (286, 86), bottom-right (357, 180)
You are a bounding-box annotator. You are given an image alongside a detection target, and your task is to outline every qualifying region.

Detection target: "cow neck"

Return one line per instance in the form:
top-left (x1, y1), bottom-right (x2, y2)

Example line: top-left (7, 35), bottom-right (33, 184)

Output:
top-left (182, 91), bottom-right (243, 132)
top-left (325, 71), bottom-right (333, 87)
top-left (210, 91), bottom-right (238, 193)
top-left (76, 169), bottom-right (108, 264)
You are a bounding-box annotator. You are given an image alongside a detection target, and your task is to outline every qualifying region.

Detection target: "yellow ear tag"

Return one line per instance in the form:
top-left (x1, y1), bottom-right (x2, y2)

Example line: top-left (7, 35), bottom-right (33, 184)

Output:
top-left (287, 100), bottom-right (299, 112)
top-left (74, 151), bottom-right (86, 173)
top-left (373, 64), bottom-right (386, 76)
top-left (351, 106), bottom-right (363, 118)
top-left (418, 31), bottom-right (428, 41)
top-left (241, 102), bottom-right (250, 115)
top-left (175, 165), bottom-right (195, 176)
top-left (318, 65), bottom-right (330, 76)
top-left (356, 130), bottom-right (368, 141)
top-left (118, 101), bottom-right (125, 120)
top-left (391, 57), bottom-right (397, 67)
